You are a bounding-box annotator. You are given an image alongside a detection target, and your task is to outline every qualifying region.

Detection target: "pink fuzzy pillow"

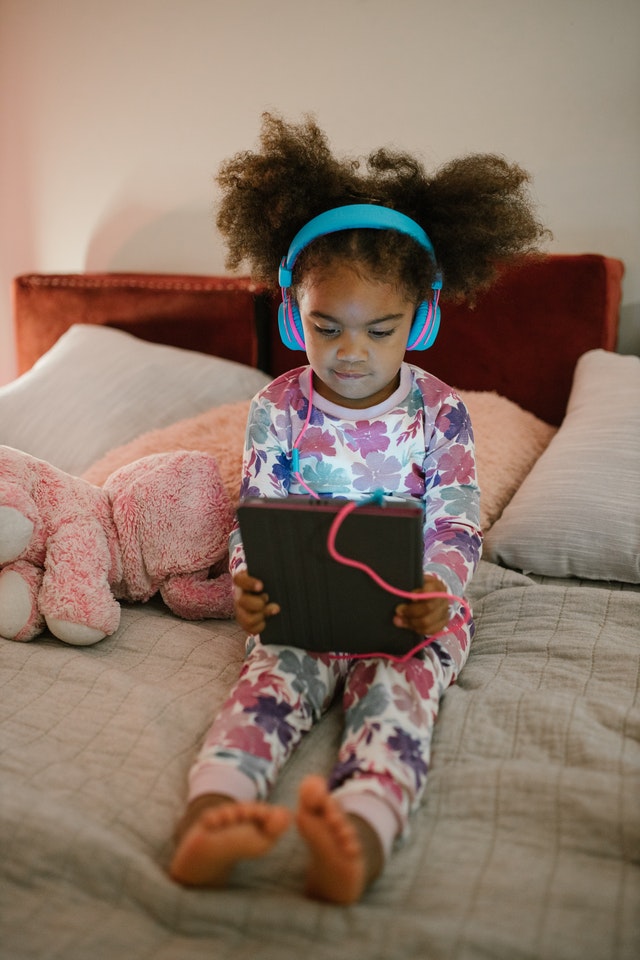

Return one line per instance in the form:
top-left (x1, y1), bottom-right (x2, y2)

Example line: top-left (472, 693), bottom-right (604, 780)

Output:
top-left (459, 391), bottom-right (556, 529)
top-left (82, 400), bottom-right (252, 505)
top-left (82, 392), bottom-right (556, 530)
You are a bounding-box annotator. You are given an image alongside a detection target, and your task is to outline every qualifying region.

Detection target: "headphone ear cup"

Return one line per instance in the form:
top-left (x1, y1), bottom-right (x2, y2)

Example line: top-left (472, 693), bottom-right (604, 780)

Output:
top-left (278, 291), bottom-right (306, 350)
top-left (407, 298), bottom-right (441, 351)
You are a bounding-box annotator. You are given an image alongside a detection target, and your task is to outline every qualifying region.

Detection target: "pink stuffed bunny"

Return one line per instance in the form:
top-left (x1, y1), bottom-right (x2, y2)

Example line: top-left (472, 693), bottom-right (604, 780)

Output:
top-left (0, 446), bottom-right (235, 645)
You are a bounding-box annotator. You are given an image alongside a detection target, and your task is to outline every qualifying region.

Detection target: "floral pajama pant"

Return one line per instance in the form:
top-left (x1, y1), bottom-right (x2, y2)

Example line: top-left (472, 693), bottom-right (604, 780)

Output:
top-left (188, 620), bottom-right (472, 847)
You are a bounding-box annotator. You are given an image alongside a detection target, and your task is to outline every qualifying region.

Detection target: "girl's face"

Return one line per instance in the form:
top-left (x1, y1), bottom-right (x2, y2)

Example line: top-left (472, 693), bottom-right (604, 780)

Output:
top-left (297, 263), bottom-right (415, 409)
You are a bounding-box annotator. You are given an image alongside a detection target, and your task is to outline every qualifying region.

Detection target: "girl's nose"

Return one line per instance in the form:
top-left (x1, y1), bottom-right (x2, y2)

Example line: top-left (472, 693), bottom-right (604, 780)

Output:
top-left (336, 333), bottom-right (367, 362)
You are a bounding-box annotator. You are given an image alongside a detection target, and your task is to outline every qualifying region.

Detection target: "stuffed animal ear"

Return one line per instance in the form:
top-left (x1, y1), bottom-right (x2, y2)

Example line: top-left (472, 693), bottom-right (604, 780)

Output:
top-left (106, 451), bottom-right (235, 598)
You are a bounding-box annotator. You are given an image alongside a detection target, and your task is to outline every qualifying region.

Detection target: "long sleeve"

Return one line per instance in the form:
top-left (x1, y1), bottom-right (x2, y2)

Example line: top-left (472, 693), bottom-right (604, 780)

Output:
top-left (229, 365), bottom-right (483, 600)
top-left (228, 378), bottom-right (301, 574)
top-left (418, 385), bottom-right (483, 597)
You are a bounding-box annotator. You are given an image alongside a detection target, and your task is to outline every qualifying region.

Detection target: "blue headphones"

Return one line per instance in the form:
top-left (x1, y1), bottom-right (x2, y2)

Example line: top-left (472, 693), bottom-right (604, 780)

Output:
top-left (278, 204), bottom-right (442, 351)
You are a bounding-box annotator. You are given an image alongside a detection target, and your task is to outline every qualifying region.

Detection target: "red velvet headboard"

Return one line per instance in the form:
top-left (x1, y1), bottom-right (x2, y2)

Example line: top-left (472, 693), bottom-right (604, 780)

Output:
top-left (415, 254), bottom-right (623, 425)
top-left (12, 274), bottom-right (267, 373)
top-left (13, 254), bottom-right (623, 426)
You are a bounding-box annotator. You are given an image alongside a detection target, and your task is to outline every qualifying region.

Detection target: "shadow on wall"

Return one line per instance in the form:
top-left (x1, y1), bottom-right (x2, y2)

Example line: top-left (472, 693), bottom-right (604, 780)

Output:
top-left (85, 205), bottom-right (225, 275)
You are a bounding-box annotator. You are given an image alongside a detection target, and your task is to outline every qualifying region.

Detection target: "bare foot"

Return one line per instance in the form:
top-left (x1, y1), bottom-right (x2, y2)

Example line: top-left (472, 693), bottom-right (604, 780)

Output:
top-left (296, 775), bottom-right (384, 905)
top-left (169, 795), bottom-right (292, 887)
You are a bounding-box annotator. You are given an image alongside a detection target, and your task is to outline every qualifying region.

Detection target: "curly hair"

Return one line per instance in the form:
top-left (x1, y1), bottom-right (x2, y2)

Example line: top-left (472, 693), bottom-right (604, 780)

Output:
top-left (215, 112), bottom-right (550, 304)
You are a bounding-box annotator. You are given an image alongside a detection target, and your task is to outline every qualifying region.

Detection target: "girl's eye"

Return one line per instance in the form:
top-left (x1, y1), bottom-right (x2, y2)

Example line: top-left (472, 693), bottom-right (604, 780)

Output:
top-left (312, 325), bottom-right (395, 339)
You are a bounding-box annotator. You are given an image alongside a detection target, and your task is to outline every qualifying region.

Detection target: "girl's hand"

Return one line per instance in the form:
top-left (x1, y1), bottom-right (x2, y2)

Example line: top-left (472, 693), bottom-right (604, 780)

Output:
top-left (393, 575), bottom-right (451, 636)
top-left (233, 570), bottom-right (280, 635)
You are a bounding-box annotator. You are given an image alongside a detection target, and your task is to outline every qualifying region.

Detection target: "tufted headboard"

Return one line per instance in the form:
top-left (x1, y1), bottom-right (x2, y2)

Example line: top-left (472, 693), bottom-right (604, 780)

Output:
top-left (13, 253), bottom-right (623, 425)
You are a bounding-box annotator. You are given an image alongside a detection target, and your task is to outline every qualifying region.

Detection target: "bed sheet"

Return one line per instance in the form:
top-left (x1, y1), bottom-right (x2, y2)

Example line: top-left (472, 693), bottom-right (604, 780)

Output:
top-left (2, 560), bottom-right (638, 960)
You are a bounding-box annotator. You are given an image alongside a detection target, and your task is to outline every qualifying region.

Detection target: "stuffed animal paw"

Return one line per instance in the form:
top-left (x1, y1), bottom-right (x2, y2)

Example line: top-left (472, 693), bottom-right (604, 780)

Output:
top-left (0, 446), bottom-right (236, 645)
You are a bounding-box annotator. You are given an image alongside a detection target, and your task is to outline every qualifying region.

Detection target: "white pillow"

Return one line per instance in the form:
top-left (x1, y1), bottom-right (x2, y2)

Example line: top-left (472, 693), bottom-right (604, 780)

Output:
top-left (484, 350), bottom-right (640, 582)
top-left (0, 325), bottom-right (271, 475)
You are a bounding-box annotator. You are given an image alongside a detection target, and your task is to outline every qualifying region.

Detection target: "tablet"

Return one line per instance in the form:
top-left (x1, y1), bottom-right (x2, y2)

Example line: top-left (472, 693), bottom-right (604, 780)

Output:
top-left (236, 497), bottom-right (424, 656)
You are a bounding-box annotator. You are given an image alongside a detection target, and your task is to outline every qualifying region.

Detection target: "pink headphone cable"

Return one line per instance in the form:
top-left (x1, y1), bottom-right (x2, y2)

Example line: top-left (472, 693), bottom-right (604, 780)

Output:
top-left (325, 499), bottom-right (471, 663)
top-left (290, 374), bottom-right (320, 498)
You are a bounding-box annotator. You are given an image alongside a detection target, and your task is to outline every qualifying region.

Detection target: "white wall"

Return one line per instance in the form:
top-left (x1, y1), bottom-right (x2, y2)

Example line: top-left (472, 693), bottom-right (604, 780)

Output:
top-left (1, 0), bottom-right (639, 385)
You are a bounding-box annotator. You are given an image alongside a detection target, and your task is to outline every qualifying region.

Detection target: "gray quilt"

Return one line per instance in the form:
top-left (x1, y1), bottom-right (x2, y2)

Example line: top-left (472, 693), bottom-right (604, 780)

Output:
top-left (1, 560), bottom-right (638, 960)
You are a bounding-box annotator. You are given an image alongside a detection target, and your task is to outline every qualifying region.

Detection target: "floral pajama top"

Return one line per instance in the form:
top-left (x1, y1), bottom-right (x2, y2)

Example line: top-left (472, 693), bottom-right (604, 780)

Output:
top-left (229, 362), bottom-right (482, 602)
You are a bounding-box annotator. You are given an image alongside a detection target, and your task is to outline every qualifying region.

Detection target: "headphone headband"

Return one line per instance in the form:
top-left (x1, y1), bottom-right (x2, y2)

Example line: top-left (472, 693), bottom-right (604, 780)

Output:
top-left (279, 204), bottom-right (438, 287)
top-left (277, 203), bottom-right (442, 352)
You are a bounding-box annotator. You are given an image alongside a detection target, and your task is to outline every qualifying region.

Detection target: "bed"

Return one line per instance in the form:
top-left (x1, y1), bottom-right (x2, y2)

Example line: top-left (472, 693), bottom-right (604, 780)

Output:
top-left (1, 254), bottom-right (638, 960)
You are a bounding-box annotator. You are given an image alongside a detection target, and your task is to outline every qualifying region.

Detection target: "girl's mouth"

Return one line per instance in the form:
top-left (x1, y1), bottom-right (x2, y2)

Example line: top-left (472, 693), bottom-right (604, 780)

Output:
top-left (333, 369), bottom-right (366, 380)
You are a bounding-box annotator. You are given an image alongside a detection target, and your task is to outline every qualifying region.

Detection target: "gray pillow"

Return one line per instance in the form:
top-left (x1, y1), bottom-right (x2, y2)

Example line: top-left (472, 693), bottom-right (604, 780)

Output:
top-left (484, 350), bottom-right (640, 583)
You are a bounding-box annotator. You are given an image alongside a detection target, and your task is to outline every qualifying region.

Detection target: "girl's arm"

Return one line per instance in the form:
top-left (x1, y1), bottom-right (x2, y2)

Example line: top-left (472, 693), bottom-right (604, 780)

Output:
top-left (420, 391), bottom-right (483, 599)
top-left (229, 390), bottom-right (293, 576)
top-left (394, 391), bottom-right (481, 638)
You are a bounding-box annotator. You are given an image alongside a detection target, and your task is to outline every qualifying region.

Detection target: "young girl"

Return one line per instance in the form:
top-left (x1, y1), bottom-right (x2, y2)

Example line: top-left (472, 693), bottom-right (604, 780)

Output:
top-left (169, 113), bottom-right (548, 903)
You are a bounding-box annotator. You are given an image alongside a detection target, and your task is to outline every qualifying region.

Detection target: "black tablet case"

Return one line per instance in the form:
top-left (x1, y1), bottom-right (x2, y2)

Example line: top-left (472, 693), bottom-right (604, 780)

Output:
top-left (236, 497), bottom-right (424, 655)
